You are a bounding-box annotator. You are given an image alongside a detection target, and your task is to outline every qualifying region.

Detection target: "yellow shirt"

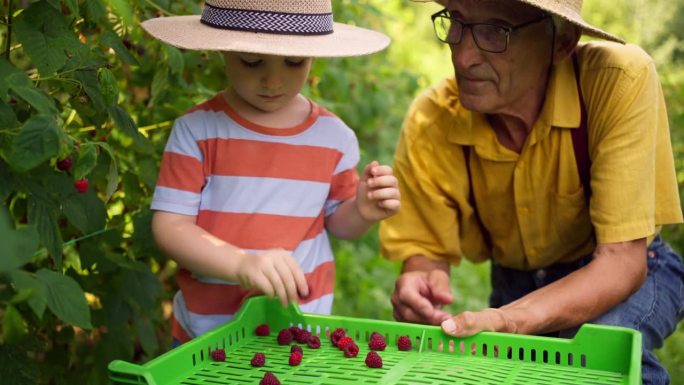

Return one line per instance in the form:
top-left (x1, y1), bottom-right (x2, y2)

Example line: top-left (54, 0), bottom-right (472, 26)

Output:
top-left (380, 42), bottom-right (682, 270)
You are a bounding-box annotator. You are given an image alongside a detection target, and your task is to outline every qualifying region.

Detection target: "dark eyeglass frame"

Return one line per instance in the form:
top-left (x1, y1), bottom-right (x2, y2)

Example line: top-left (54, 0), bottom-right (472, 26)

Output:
top-left (431, 9), bottom-right (550, 53)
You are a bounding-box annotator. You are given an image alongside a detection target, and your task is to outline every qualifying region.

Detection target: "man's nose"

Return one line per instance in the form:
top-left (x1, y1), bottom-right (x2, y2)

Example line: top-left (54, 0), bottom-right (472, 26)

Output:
top-left (451, 26), bottom-right (481, 69)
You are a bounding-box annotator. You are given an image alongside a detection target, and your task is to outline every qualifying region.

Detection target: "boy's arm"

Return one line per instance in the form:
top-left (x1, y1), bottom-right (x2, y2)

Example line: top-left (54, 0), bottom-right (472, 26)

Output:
top-left (152, 211), bottom-right (308, 306)
top-left (326, 161), bottom-right (401, 240)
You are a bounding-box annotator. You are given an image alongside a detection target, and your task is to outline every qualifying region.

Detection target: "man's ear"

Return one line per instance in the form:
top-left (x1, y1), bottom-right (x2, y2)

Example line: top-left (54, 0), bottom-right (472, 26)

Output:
top-left (553, 24), bottom-right (581, 64)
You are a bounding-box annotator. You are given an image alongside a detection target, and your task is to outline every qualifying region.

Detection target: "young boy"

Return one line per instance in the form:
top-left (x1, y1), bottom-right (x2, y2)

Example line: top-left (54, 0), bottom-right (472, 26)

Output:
top-left (142, 0), bottom-right (399, 343)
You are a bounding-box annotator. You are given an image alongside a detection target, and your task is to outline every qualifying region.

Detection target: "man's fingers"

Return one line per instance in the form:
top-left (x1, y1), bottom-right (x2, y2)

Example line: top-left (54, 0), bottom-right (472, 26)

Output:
top-left (428, 269), bottom-right (454, 305)
top-left (441, 309), bottom-right (513, 337)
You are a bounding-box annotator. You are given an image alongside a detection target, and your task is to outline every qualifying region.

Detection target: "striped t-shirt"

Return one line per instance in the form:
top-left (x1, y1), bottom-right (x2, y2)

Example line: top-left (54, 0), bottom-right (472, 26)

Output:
top-left (152, 94), bottom-right (360, 342)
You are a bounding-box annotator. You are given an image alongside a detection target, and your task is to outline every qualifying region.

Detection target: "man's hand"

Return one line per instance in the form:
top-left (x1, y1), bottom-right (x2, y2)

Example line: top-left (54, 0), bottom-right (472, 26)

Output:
top-left (441, 308), bottom-right (518, 337)
top-left (392, 255), bottom-right (454, 325)
top-left (356, 161), bottom-right (401, 221)
top-left (235, 249), bottom-right (309, 307)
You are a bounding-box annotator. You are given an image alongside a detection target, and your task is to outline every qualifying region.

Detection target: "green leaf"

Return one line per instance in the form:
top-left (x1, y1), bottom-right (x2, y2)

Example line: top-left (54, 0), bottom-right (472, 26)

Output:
top-left (107, 104), bottom-right (153, 153)
top-left (166, 45), bottom-right (185, 74)
top-left (8, 115), bottom-right (60, 173)
top-left (0, 208), bottom-right (40, 273)
top-left (5, 72), bottom-right (58, 115)
top-left (100, 30), bottom-right (138, 66)
top-left (10, 288), bottom-right (36, 305)
top-left (149, 66), bottom-right (169, 107)
top-left (107, 0), bottom-right (134, 27)
top-left (74, 70), bottom-right (106, 111)
top-left (120, 269), bottom-right (161, 310)
top-left (134, 316), bottom-right (158, 356)
top-left (36, 269), bottom-right (92, 329)
top-left (63, 191), bottom-right (106, 234)
top-left (65, 0), bottom-right (80, 17)
top-left (0, 100), bottom-right (19, 129)
top-left (10, 270), bottom-right (48, 319)
top-left (2, 304), bottom-right (27, 344)
top-left (73, 142), bottom-right (98, 180)
top-left (84, 0), bottom-right (106, 22)
top-left (98, 68), bottom-right (119, 106)
top-left (13, 2), bottom-right (82, 75)
top-left (96, 142), bottom-right (119, 200)
top-left (27, 195), bottom-right (63, 269)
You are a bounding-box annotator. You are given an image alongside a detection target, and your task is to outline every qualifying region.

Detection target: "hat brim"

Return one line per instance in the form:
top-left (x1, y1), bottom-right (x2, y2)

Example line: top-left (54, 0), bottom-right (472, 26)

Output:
top-left (411, 0), bottom-right (625, 44)
top-left (141, 16), bottom-right (390, 57)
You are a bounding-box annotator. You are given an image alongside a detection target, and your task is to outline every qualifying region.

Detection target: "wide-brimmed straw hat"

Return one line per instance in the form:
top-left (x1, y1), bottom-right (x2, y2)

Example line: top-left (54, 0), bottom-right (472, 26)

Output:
top-left (141, 0), bottom-right (391, 57)
top-left (413, 0), bottom-right (624, 44)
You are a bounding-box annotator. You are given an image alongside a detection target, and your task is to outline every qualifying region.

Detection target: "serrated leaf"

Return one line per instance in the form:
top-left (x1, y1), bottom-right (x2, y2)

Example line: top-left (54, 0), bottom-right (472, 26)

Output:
top-left (134, 316), bottom-right (158, 356)
top-left (36, 269), bottom-right (92, 329)
top-left (10, 270), bottom-right (48, 319)
top-left (98, 68), bottom-right (118, 106)
top-left (0, 100), bottom-right (19, 129)
top-left (84, 0), bottom-right (106, 22)
top-left (74, 70), bottom-right (105, 111)
top-left (107, 0), bottom-right (134, 27)
top-left (0, 208), bottom-right (40, 273)
top-left (13, 2), bottom-right (82, 75)
top-left (107, 104), bottom-right (153, 153)
top-left (8, 115), bottom-right (60, 172)
top-left (100, 30), bottom-right (138, 66)
top-left (2, 304), bottom-right (27, 344)
top-left (6, 72), bottom-right (58, 115)
top-left (149, 66), bottom-right (169, 107)
top-left (166, 46), bottom-right (184, 74)
top-left (96, 142), bottom-right (119, 200)
top-left (73, 142), bottom-right (98, 180)
top-left (120, 269), bottom-right (161, 310)
top-left (63, 191), bottom-right (106, 234)
top-left (27, 195), bottom-right (63, 269)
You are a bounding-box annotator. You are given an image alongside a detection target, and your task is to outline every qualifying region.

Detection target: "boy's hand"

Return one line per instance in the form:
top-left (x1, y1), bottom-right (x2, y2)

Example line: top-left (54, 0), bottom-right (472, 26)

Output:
top-left (357, 160), bottom-right (401, 221)
top-left (235, 249), bottom-right (309, 307)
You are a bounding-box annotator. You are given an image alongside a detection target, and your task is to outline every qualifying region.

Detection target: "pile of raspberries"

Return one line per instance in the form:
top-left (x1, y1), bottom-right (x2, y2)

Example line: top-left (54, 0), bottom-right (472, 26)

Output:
top-left (209, 323), bottom-right (414, 384)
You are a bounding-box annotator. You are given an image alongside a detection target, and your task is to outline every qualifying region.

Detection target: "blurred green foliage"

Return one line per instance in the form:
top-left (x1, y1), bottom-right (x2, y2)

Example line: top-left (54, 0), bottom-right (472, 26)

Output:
top-left (0, 0), bottom-right (682, 384)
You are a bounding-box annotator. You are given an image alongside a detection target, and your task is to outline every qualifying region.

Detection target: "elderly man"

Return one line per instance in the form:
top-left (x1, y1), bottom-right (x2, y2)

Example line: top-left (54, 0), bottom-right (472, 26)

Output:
top-left (380, 0), bottom-right (684, 383)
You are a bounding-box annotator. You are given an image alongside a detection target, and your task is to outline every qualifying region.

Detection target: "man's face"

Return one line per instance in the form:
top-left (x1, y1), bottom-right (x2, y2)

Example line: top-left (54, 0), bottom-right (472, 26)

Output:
top-left (223, 52), bottom-right (312, 113)
top-left (446, 0), bottom-right (552, 114)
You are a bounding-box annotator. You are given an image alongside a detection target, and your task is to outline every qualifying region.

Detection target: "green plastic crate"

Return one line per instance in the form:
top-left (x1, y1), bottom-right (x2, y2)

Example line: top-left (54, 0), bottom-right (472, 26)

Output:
top-left (109, 296), bottom-right (641, 385)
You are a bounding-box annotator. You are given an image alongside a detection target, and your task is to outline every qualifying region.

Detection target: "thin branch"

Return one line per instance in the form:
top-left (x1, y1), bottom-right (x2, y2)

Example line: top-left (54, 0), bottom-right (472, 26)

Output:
top-left (5, 0), bottom-right (13, 62)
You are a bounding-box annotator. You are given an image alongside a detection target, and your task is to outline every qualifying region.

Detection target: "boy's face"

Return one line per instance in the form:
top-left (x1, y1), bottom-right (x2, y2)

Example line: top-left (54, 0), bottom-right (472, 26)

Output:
top-left (223, 52), bottom-right (313, 113)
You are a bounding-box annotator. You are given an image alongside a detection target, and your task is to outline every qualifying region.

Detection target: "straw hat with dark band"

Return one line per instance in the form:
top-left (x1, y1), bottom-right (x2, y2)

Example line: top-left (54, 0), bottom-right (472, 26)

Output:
top-left (141, 0), bottom-right (391, 57)
top-left (413, 0), bottom-right (625, 44)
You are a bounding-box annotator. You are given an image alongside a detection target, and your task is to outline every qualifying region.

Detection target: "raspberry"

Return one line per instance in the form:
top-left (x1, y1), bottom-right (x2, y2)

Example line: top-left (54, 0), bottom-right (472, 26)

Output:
top-left (260, 372), bottom-right (280, 385)
top-left (289, 326), bottom-right (302, 340)
top-left (307, 335), bottom-right (321, 349)
top-left (250, 352), bottom-right (265, 367)
top-left (277, 329), bottom-right (294, 345)
top-left (255, 324), bottom-right (270, 336)
top-left (397, 336), bottom-right (412, 351)
top-left (368, 336), bottom-right (386, 351)
top-left (331, 328), bottom-right (346, 346)
top-left (365, 351), bottom-right (383, 368)
top-left (296, 329), bottom-right (312, 344)
top-left (370, 332), bottom-right (383, 340)
top-left (211, 348), bottom-right (226, 362)
top-left (74, 178), bottom-right (89, 193)
top-left (291, 345), bottom-right (303, 354)
top-left (336, 336), bottom-right (354, 350)
top-left (56, 156), bottom-right (73, 171)
top-left (289, 351), bottom-right (303, 366)
top-left (343, 343), bottom-right (359, 358)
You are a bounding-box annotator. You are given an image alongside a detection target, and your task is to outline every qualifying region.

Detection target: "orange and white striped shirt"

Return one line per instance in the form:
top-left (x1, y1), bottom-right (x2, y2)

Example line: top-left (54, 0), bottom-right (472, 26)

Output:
top-left (152, 94), bottom-right (359, 342)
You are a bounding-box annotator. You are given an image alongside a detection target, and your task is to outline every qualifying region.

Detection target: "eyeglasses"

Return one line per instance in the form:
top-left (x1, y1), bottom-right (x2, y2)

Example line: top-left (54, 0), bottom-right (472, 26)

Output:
top-left (431, 9), bottom-right (550, 53)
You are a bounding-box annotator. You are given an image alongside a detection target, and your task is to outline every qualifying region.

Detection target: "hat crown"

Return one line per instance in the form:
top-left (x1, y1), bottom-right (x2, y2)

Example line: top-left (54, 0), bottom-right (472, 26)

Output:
top-left (205, 0), bottom-right (332, 14)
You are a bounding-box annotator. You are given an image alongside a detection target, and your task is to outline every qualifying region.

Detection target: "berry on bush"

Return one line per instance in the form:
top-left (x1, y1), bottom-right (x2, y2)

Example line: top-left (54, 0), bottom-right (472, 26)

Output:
top-left (260, 372), bottom-right (280, 385)
top-left (343, 343), bottom-right (359, 358)
top-left (56, 156), bottom-right (73, 171)
top-left (331, 328), bottom-right (346, 346)
top-left (251, 352), bottom-right (266, 367)
top-left (397, 335), bottom-right (412, 351)
top-left (289, 351), bottom-right (303, 366)
top-left (365, 351), bottom-right (383, 368)
top-left (307, 335), bottom-right (321, 349)
top-left (291, 345), bottom-right (303, 355)
top-left (255, 324), bottom-right (270, 336)
top-left (277, 329), bottom-right (294, 345)
top-left (368, 335), bottom-right (386, 351)
top-left (74, 178), bottom-right (89, 193)
top-left (336, 336), bottom-right (354, 350)
top-left (211, 348), bottom-right (226, 362)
